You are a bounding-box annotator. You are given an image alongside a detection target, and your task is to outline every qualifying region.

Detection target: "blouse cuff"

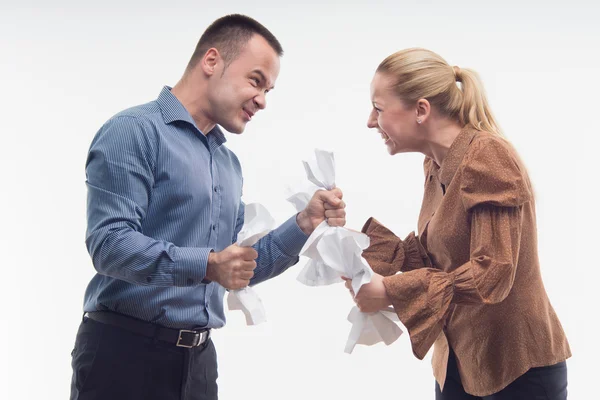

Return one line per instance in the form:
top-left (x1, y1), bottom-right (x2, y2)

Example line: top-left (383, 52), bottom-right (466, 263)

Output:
top-left (361, 217), bottom-right (404, 276)
top-left (401, 232), bottom-right (432, 272)
top-left (382, 268), bottom-right (456, 359)
top-left (360, 218), bottom-right (430, 276)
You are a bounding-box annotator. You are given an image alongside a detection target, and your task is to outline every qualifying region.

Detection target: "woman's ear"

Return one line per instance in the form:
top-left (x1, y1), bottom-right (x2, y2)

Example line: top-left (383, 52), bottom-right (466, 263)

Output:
top-left (415, 98), bottom-right (431, 124)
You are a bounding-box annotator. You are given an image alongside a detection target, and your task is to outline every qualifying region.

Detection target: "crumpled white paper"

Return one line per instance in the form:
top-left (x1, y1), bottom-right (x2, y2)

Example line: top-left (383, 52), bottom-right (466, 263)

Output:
top-left (299, 221), bottom-right (372, 294)
top-left (226, 203), bottom-right (276, 325)
top-left (288, 149), bottom-right (403, 353)
top-left (345, 306), bottom-right (403, 354)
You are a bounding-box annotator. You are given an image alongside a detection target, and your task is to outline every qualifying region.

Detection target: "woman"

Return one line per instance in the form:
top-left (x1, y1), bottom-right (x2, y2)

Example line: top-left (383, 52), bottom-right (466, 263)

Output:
top-left (347, 48), bottom-right (571, 399)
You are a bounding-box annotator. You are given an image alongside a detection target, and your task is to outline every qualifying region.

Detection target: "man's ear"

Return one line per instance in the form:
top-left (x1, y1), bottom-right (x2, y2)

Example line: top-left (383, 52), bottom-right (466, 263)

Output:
top-left (200, 48), bottom-right (220, 77)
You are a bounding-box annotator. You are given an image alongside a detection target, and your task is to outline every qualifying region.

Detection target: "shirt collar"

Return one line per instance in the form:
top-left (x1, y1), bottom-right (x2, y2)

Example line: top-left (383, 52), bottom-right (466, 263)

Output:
top-left (156, 86), bottom-right (227, 146)
top-left (436, 127), bottom-right (478, 186)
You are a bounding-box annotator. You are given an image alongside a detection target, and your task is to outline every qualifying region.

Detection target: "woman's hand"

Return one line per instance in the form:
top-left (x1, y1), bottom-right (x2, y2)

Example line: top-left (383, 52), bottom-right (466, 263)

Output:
top-left (343, 273), bottom-right (392, 313)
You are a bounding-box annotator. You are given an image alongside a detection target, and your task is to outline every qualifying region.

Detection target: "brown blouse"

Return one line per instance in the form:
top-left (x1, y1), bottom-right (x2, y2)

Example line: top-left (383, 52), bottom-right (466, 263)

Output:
top-left (361, 128), bottom-right (571, 396)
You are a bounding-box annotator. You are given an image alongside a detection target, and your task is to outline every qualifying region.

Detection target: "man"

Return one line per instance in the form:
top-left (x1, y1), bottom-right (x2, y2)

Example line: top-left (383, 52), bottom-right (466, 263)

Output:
top-left (70, 14), bottom-right (346, 400)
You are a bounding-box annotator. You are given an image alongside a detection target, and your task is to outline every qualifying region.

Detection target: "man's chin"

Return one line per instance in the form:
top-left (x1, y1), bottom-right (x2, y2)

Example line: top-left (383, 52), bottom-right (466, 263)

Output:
top-left (220, 123), bottom-right (246, 134)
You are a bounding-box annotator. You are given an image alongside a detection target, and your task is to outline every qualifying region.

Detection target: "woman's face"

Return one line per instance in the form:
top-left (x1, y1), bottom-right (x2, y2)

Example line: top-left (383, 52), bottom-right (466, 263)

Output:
top-left (367, 72), bottom-right (422, 155)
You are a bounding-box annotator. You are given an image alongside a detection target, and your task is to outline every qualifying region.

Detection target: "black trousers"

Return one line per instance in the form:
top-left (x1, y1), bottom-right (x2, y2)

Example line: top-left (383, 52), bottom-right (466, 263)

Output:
top-left (70, 316), bottom-right (218, 400)
top-left (436, 349), bottom-right (568, 400)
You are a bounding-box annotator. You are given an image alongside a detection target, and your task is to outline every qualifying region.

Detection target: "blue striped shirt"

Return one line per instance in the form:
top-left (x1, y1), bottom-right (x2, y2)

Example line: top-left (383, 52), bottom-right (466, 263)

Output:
top-left (83, 86), bottom-right (308, 329)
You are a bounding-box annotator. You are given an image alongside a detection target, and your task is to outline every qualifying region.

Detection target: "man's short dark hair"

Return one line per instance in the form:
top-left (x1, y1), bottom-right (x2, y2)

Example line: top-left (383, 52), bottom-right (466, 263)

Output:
top-left (187, 14), bottom-right (283, 72)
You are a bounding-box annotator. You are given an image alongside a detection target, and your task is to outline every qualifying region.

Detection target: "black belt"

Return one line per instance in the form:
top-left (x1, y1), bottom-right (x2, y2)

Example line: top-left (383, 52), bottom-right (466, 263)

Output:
top-left (86, 311), bottom-right (211, 348)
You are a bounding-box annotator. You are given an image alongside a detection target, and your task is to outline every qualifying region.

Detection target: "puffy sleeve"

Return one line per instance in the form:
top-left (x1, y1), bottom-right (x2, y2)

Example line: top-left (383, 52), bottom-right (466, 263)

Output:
top-left (381, 137), bottom-right (533, 360)
top-left (361, 218), bottom-right (431, 276)
top-left (460, 137), bottom-right (531, 211)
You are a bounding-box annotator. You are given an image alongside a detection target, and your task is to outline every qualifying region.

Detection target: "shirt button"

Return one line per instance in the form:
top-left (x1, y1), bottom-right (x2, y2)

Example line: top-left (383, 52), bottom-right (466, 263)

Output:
top-left (214, 186), bottom-right (219, 192)
top-left (212, 225), bottom-right (216, 231)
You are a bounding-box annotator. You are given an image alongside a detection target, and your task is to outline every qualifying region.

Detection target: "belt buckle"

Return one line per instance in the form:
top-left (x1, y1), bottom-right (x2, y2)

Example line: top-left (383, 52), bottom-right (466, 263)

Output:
top-left (204, 329), bottom-right (211, 343)
top-left (176, 329), bottom-right (199, 348)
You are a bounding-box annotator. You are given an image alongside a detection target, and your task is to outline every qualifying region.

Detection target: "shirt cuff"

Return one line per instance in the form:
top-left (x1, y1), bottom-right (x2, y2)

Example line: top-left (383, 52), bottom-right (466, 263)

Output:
top-left (172, 246), bottom-right (213, 287)
top-left (272, 214), bottom-right (310, 257)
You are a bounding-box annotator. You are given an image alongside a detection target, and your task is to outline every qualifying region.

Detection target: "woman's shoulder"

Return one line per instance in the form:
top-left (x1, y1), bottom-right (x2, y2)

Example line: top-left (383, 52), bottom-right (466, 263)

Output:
top-left (459, 130), bottom-right (532, 210)
top-left (462, 130), bottom-right (528, 176)
top-left (467, 131), bottom-right (520, 162)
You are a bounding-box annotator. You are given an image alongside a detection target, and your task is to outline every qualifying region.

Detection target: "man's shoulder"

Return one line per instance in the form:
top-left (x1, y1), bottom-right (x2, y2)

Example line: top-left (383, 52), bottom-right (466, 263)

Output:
top-left (92, 100), bottom-right (163, 150)
top-left (97, 100), bottom-right (165, 142)
top-left (111, 99), bottom-right (162, 122)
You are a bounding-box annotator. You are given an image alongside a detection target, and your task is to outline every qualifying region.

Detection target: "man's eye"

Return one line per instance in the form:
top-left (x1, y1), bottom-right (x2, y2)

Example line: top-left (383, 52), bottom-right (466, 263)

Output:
top-left (251, 77), bottom-right (260, 85)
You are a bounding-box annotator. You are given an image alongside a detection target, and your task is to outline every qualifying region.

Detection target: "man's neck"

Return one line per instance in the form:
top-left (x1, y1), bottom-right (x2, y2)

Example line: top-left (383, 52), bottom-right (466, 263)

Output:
top-left (171, 79), bottom-right (215, 135)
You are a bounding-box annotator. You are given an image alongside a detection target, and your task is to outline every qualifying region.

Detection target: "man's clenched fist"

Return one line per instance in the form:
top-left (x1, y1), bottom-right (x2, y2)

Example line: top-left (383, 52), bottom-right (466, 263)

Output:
top-left (296, 187), bottom-right (346, 235)
top-left (205, 244), bottom-right (258, 290)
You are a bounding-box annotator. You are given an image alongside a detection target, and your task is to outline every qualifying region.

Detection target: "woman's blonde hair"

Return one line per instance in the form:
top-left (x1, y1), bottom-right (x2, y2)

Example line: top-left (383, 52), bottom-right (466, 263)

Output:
top-left (377, 48), bottom-right (502, 135)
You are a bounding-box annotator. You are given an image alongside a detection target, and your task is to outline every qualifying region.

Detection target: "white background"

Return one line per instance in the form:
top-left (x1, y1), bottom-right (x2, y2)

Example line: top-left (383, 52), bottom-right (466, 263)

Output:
top-left (1, 1), bottom-right (599, 399)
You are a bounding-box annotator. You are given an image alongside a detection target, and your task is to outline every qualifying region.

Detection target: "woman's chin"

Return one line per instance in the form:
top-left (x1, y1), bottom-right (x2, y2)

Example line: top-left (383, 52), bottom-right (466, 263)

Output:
top-left (385, 141), bottom-right (400, 155)
top-left (386, 141), bottom-right (417, 156)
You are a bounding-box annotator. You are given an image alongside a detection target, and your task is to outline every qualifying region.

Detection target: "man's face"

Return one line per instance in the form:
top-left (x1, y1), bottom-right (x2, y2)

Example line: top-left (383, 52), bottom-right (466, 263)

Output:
top-left (206, 34), bottom-right (280, 134)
